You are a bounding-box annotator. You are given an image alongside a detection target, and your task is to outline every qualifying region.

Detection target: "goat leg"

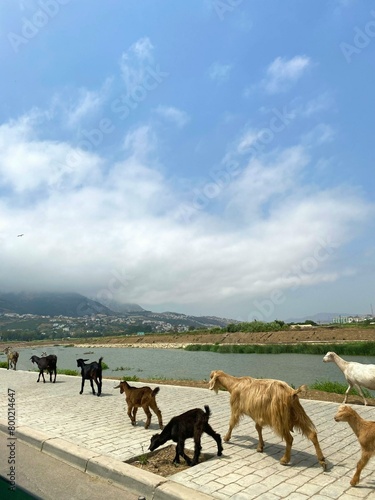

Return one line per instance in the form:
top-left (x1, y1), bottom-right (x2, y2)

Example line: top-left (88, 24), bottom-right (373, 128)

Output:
top-left (191, 437), bottom-right (202, 466)
top-left (204, 423), bottom-right (223, 456)
top-left (279, 431), bottom-right (293, 465)
top-left (224, 410), bottom-right (240, 442)
top-left (143, 407), bottom-right (152, 429)
top-left (307, 430), bottom-right (326, 470)
top-left (89, 379), bottom-right (96, 395)
top-left (255, 423), bottom-right (265, 453)
top-left (175, 439), bottom-right (191, 466)
top-left (351, 451), bottom-right (371, 486)
top-left (150, 403), bottom-right (163, 429)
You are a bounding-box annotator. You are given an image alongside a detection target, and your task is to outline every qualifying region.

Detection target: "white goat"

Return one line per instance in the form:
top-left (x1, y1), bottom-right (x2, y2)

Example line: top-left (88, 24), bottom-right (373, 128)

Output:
top-left (323, 351), bottom-right (375, 405)
top-left (209, 370), bottom-right (326, 469)
top-left (334, 404), bottom-right (375, 486)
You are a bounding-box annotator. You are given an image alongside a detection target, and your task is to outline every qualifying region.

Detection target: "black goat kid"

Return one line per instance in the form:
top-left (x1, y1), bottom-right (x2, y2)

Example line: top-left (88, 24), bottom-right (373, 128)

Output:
top-left (76, 357), bottom-right (103, 396)
top-left (30, 355), bottom-right (57, 383)
top-left (149, 405), bottom-right (223, 466)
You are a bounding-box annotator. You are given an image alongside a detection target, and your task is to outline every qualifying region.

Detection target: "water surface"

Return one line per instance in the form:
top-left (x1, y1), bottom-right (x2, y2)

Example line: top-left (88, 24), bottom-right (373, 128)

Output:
top-left (3, 345), bottom-right (375, 390)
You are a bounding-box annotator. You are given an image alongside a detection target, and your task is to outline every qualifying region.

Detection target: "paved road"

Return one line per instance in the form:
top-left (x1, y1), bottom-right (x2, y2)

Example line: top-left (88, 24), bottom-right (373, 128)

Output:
top-left (1, 368), bottom-right (375, 499)
top-left (0, 432), bottom-right (139, 500)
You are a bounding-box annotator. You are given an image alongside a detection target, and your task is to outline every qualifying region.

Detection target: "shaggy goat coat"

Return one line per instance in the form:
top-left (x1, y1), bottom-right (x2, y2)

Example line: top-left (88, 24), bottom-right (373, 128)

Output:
top-left (209, 370), bottom-right (326, 469)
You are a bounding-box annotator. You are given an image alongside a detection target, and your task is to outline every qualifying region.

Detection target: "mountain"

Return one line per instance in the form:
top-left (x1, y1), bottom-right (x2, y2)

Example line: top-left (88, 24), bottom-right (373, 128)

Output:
top-left (98, 299), bottom-right (146, 314)
top-left (0, 291), bottom-right (235, 327)
top-left (0, 292), bottom-right (114, 317)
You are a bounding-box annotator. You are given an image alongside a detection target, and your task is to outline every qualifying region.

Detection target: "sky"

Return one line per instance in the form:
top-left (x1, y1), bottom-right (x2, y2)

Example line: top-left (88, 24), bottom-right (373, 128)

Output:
top-left (0, 0), bottom-right (374, 322)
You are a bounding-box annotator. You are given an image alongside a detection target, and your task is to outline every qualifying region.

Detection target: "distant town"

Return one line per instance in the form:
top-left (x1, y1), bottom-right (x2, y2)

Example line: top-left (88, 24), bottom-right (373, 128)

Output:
top-left (0, 310), bottom-right (231, 342)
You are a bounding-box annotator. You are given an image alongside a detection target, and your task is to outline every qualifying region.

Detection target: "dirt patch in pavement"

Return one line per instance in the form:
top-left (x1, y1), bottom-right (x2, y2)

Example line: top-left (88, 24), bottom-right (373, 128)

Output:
top-left (127, 444), bottom-right (213, 477)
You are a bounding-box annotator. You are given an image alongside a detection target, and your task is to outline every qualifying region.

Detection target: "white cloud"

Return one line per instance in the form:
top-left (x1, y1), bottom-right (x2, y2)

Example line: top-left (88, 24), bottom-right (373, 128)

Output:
top-left (120, 37), bottom-right (154, 95)
top-left (65, 86), bottom-right (109, 128)
top-left (208, 62), bottom-right (232, 83)
top-left (154, 105), bottom-right (190, 128)
top-left (263, 55), bottom-right (311, 94)
top-left (236, 129), bottom-right (265, 154)
top-left (302, 123), bottom-right (336, 146)
top-left (0, 114), bottom-right (102, 192)
top-left (0, 112), bottom-right (372, 319)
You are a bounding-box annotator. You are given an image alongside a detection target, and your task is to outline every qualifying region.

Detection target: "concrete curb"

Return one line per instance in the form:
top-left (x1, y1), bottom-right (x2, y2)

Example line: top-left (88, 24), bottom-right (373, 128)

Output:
top-left (0, 420), bottom-right (214, 499)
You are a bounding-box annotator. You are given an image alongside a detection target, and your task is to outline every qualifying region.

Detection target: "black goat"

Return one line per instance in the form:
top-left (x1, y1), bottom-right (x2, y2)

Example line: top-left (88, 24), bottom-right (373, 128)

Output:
top-left (149, 405), bottom-right (223, 466)
top-left (30, 355), bottom-right (57, 383)
top-left (76, 357), bottom-right (103, 396)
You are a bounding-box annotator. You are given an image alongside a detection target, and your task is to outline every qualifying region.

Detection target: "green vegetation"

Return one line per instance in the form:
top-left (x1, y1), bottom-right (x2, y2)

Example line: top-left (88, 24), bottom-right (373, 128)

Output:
top-left (122, 375), bottom-right (140, 382)
top-left (57, 369), bottom-right (79, 376)
top-left (225, 320), bottom-right (287, 333)
top-left (137, 445), bottom-right (149, 465)
top-left (310, 380), bottom-right (372, 398)
top-left (0, 361), bottom-right (8, 369)
top-left (101, 361), bottom-right (109, 370)
top-left (185, 341), bottom-right (375, 356)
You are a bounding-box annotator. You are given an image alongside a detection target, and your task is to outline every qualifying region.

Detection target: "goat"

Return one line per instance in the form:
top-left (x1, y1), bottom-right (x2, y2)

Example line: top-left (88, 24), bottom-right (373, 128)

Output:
top-left (30, 355), bottom-right (57, 383)
top-left (334, 404), bottom-right (375, 486)
top-left (4, 347), bottom-right (19, 370)
top-left (76, 357), bottom-right (102, 396)
top-left (114, 380), bottom-right (163, 429)
top-left (323, 351), bottom-right (375, 405)
top-left (149, 405), bottom-right (223, 466)
top-left (209, 370), bottom-right (326, 469)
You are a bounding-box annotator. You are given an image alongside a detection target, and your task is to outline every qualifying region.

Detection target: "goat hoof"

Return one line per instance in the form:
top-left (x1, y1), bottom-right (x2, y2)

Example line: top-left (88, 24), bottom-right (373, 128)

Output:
top-left (79, 391), bottom-right (83, 394)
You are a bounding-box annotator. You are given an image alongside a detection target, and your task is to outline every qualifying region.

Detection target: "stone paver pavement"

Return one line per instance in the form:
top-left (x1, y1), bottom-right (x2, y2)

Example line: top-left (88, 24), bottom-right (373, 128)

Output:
top-left (1, 369), bottom-right (375, 499)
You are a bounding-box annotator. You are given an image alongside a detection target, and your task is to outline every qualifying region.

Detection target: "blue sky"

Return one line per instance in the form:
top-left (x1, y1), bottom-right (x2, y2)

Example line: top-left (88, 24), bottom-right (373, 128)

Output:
top-left (0, 0), bottom-right (374, 321)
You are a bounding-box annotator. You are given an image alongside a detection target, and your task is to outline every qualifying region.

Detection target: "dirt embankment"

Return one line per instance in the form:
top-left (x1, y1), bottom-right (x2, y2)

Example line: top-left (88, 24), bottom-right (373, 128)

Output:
top-left (70, 326), bottom-right (375, 348)
top-left (2, 326), bottom-right (375, 351)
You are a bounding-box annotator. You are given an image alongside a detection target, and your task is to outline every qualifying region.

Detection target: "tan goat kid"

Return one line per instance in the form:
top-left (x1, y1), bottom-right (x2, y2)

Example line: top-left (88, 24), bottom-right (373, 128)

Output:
top-left (114, 380), bottom-right (163, 429)
top-left (4, 347), bottom-right (19, 370)
top-left (209, 370), bottom-right (326, 469)
top-left (334, 404), bottom-right (375, 486)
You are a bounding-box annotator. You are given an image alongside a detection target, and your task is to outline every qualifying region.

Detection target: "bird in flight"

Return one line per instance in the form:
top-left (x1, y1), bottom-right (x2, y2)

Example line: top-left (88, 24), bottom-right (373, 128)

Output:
top-left (17, 234), bottom-right (24, 237)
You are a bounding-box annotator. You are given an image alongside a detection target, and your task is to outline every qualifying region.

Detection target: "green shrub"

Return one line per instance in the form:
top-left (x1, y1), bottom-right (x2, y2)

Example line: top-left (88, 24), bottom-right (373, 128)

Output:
top-left (57, 369), bottom-right (79, 376)
top-left (122, 375), bottom-right (139, 382)
top-left (310, 380), bottom-right (372, 398)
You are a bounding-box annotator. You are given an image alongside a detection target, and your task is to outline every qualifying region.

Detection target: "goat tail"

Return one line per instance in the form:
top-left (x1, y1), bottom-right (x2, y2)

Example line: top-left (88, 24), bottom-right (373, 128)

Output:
top-left (98, 357), bottom-right (103, 364)
top-left (204, 405), bottom-right (211, 418)
top-left (152, 387), bottom-right (160, 396)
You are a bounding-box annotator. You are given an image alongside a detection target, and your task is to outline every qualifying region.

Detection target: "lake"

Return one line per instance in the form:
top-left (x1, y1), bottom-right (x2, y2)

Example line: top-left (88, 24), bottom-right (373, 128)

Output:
top-left (3, 345), bottom-right (375, 389)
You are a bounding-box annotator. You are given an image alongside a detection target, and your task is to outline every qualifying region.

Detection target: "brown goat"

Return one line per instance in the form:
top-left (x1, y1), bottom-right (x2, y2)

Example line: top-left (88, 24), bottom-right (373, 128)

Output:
top-left (114, 380), bottom-right (163, 429)
top-left (334, 404), bottom-right (375, 486)
top-left (4, 347), bottom-right (19, 370)
top-left (209, 370), bottom-right (326, 469)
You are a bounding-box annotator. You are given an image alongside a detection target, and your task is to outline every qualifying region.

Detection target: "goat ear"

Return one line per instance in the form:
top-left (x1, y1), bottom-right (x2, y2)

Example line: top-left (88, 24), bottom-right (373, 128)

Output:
top-left (114, 384), bottom-right (120, 389)
top-left (208, 372), bottom-right (218, 391)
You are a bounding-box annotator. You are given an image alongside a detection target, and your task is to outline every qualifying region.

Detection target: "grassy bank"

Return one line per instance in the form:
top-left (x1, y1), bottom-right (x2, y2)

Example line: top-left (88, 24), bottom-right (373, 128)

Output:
top-left (185, 341), bottom-right (375, 356)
